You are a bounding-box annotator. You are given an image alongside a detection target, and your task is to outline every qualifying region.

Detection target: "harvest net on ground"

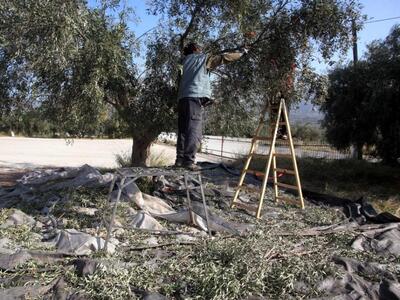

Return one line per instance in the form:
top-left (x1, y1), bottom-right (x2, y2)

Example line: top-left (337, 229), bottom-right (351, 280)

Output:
top-left (0, 164), bottom-right (399, 299)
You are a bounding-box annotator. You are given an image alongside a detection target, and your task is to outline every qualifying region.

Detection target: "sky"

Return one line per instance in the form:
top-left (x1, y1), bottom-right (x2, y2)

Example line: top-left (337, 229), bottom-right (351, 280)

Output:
top-left (88, 0), bottom-right (400, 70)
top-left (355, 0), bottom-right (400, 57)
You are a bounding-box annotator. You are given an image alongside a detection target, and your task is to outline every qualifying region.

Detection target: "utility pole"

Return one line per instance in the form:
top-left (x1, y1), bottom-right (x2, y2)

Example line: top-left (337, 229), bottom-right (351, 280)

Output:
top-left (351, 18), bottom-right (362, 160)
top-left (352, 19), bottom-right (358, 64)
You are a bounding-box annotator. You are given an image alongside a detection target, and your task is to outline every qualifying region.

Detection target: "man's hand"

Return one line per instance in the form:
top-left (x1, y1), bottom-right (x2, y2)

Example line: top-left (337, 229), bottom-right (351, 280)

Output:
top-left (200, 98), bottom-right (215, 107)
top-left (244, 31), bottom-right (257, 38)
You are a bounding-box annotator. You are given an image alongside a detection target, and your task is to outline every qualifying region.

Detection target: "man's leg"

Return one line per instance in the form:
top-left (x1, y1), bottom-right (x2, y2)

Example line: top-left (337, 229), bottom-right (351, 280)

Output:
top-left (175, 98), bottom-right (188, 166)
top-left (183, 98), bottom-right (203, 166)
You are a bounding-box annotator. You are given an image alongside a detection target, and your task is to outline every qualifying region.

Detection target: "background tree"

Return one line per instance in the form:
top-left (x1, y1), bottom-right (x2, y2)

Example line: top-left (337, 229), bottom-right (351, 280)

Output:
top-left (148, 0), bottom-right (364, 137)
top-left (0, 48), bottom-right (41, 134)
top-left (1, 0), bottom-right (364, 166)
top-left (322, 61), bottom-right (376, 159)
top-left (322, 25), bottom-right (400, 165)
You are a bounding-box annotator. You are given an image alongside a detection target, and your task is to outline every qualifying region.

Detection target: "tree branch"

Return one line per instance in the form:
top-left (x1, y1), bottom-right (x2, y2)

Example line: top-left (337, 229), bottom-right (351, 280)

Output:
top-left (128, 241), bottom-right (196, 251)
top-left (246, 0), bottom-right (289, 49)
top-left (218, 0), bottom-right (290, 54)
top-left (103, 94), bottom-right (118, 107)
top-left (179, 2), bottom-right (204, 51)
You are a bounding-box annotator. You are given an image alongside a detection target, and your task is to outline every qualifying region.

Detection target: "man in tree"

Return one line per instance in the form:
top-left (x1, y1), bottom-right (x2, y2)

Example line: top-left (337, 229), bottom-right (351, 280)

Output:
top-left (175, 42), bottom-right (248, 170)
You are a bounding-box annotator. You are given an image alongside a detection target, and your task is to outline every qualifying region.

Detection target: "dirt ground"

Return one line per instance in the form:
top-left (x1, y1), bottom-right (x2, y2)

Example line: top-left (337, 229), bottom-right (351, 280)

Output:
top-left (0, 137), bottom-right (221, 187)
top-left (0, 137), bottom-right (167, 169)
top-left (0, 168), bottom-right (28, 187)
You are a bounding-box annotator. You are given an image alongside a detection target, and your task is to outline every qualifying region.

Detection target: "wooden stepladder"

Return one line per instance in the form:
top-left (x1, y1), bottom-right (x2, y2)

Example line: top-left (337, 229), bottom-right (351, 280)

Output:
top-left (231, 97), bottom-right (304, 218)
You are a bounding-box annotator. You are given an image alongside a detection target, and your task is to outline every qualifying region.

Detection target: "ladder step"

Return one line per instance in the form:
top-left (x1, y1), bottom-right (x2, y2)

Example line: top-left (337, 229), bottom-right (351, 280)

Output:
top-left (253, 136), bottom-right (271, 141)
top-left (245, 169), bottom-right (265, 176)
top-left (279, 122), bottom-right (286, 125)
top-left (274, 168), bottom-right (296, 175)
top-left (251, 153), bottom-right (293, 159)
top-left (273, 153), bottom-right (292, 158)
top-left (276, 182), bottom-right (299, 190)
top-left (252, 154), bottom-right (269, 159)
top-left (276, 196), bottom-right (299, 206)
top-left (232, 201), bottom-right (258, 212)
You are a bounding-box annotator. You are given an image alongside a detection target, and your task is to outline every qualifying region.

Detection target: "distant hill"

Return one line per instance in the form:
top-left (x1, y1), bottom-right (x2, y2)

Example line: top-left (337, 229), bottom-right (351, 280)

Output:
top-left (290, 101), bottom-right (323, 126)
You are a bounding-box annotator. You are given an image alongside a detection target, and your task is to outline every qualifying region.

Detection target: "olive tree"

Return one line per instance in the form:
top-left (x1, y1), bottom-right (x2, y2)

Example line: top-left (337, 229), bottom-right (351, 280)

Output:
top-left (1, 0), bottom-right (364, 165)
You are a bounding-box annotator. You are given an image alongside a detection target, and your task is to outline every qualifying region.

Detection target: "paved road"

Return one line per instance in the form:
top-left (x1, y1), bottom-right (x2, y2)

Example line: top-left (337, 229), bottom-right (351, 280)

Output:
top-left (0, 137), bottom-right (219, 170)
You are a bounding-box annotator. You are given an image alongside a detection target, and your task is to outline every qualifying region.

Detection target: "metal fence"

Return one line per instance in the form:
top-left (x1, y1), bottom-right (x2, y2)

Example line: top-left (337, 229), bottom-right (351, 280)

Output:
top-left (201, 135), bottom-right (352, 160)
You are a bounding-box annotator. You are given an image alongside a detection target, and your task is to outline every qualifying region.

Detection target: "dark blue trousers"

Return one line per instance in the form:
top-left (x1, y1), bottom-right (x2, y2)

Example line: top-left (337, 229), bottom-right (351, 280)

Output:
top-left (176, 97), bottom-right (203, 164)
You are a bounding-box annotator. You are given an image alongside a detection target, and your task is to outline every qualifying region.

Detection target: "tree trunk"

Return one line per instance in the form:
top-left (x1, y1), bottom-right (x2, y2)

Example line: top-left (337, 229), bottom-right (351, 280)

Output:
top-left (355, 143), bottom-right (363, 160)
top-left (351, 143), bottom-right (363, 160)
top-left (131, 137), bottom-right (154, 167)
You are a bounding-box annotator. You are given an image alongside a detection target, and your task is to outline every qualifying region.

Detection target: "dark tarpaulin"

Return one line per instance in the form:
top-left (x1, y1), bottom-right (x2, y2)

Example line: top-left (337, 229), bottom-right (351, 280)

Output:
top-left (198, 162), bottom-right (400, 225)
top-left (312, 256), bottom-right (400, 300)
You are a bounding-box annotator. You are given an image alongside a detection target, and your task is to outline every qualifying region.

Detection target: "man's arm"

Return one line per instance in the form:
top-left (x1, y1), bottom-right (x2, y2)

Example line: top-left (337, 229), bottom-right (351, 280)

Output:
top-left (206, 50), bottom-right (248, 70)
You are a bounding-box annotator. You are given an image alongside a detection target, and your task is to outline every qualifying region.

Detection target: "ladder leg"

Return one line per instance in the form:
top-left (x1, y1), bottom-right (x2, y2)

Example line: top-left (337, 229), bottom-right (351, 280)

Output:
top-left (231, 107), bottom-right (268, 207)
top-left (282, 100), bottom-right (305, 209)
top-left (256, 101), bottom-right (284, 218)
top-left (198, 174), bottom-right (212, 237)
top-left (270, 106), bottom-right (279, 203)
top-left (184, 173), bottom-right (195, 224)
top-left (272, 154), bottom-right (279, 202)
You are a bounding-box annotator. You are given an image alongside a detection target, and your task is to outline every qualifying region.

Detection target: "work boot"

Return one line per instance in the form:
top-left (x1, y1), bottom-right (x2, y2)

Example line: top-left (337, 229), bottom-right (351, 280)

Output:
top-left (174, 159), bottom-right (184, 168)
top-left (277, 132), bottom-right (288, 140)
top-left (277, 127), bottom-right (288, 140)
top-left (182, 162), bottom-right (200, 171)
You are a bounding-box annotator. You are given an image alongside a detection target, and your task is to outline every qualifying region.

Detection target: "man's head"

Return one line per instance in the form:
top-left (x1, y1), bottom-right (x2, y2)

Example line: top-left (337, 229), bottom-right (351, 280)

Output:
top-left (183, 42), bottom-right (202, 56)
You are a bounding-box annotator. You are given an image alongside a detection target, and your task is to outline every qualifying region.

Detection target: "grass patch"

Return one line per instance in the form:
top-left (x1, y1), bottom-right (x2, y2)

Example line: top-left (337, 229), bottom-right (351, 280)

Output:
top-left (115, 151), bottom-right (131, 168)
top-left (232, 157), bottom-right (400, 216)
top-left (0, 209), bottom-right (53, 251)
top-left (156, 139), bottom-right (177, 147)
top-left (115, 150), bottom-right (170, 168)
